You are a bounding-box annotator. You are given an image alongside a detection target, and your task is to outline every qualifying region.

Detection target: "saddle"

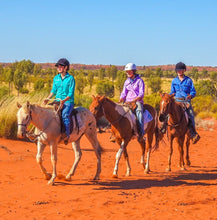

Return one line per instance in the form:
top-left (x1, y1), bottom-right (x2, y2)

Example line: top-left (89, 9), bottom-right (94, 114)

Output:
top-left (48, 101), bottom-right (79, 135)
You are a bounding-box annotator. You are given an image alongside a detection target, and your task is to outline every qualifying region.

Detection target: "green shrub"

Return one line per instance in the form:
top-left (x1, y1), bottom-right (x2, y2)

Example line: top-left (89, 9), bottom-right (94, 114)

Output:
top-left (192, 95), bottom-right (214, 114)
top-left (74, 94), bottom-right (92, 109)
top-left (96, 80), bottom-right (114, 98)
top-left (0, 86), bottom-right (9, 99)
top-left (211, 103), bottom-right (217, 113)
top-left (197, 111), bottom-right (213, 119)
top-left (143, 93), bottom-right (161, 112)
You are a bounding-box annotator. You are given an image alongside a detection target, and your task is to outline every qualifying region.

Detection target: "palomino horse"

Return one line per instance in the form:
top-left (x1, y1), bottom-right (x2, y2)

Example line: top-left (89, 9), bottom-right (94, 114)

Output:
top-left (89, 95), bottom-right (159, 178)
top-left (159, 93), bottom-right (191, 171)
top-left (17, 101), bottom-right (101, 185)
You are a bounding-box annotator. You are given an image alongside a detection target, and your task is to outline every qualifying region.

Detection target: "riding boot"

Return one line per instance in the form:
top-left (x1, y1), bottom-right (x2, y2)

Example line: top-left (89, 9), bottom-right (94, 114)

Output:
top-left (188, 119), bottom-right (200, 144)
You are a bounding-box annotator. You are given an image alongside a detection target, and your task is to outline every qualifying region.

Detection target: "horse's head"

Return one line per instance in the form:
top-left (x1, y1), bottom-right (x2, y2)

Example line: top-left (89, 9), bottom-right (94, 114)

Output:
top-left (89, 95), bottom-right (106, 120)
top-left (159, 93), bottom-right (175, 122)
top-left (17, 101), bottom-right (32, 138)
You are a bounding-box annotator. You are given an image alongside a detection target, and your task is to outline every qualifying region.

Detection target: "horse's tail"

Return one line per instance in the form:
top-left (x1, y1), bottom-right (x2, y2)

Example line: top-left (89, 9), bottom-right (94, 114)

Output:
top-left (152, 125), bottom-right (160, 152)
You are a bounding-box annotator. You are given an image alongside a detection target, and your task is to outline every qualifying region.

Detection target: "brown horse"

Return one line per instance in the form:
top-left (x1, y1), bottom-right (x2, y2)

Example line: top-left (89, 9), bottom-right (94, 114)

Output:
top-left (89, 95), bottom-right (159, 178)
top-left (159, 93), bottom-right (191, 171)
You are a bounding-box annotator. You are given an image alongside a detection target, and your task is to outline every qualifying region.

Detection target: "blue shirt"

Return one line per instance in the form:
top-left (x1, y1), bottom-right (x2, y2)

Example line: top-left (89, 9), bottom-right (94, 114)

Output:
top-left (170, 75), bottom-right (196, 100)
top-left (51, 73), bottom-right (75, 103)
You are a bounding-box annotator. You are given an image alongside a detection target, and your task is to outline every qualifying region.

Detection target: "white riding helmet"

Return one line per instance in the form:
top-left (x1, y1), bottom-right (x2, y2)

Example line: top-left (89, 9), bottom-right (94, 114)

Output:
top-left (124, 63), bottom-right (137, 71)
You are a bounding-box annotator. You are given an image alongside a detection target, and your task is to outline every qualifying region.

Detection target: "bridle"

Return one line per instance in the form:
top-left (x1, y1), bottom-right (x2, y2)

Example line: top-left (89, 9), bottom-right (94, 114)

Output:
top-left (17, 111), bottom-right (32, 128)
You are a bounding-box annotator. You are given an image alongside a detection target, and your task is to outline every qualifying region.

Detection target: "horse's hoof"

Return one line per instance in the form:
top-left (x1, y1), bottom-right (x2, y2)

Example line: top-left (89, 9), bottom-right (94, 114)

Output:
top-left (112, 174), bottom-right (118, 178)
top-left (47, 180), bottom-right (54, 186)
top-left (93, 176), bottom-right (100, 180)
top-left (65, 175), bottom-right (71, 181)
top-left (180, 167), bottom-right (186, 171)
top-left (125, 173), bottom-right (131, 177)
top-left (45, 173), bottom-right (52, 180)
top-left (186, 161), bottom-right (191, 166)
top-left (166, 168), bottom-right (171, 172)
top-left (144, 170), bottom-right (150, 174)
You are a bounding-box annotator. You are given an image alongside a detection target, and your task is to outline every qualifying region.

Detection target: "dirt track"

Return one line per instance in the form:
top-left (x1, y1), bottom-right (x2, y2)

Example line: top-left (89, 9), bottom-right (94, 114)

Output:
top-left (0, 119), bottom-right (217, 220)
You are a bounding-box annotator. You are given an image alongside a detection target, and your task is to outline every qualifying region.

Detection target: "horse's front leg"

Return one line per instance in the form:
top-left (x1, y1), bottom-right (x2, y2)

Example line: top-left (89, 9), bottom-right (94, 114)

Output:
top-left (123, 147), bottom-right (131, 177)
top-left (113, 141), bottom-right (125, 178)
top-left (166, 137), bottom-right (174, 172)
top-left (65, 140), bottom-right (82, 181)
top-left (36, 141), bottom-right (51, 180)
top-left (178, 137), bottom-right (186, 171)
top-left (185, 135), bottom-right (191, 166)
top-left (138, 138), bottom-right (146, 169)
top-left (144, 136), bottom-right (153, 174)
top-left (47, 143), bottom-right (57, 185)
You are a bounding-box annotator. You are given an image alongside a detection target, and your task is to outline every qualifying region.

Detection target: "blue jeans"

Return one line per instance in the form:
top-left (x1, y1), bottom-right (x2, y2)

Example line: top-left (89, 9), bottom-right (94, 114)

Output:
top-left (135, 101), bottom-right (144, 136)
top-left (186, 105), bottom-right (195, 127)
top-left (62, 102), bottom-right (74, 137)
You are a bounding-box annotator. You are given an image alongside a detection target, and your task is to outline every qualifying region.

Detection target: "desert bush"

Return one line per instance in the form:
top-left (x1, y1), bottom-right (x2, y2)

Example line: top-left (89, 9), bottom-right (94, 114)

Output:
top-left (143, 93), bottom-right (161, 112)
top-left (211, 103), bottom-right (217, 113)
top-left (192, 95), bottom-right (214, 114)
top-left (196, 111), bottom-right (214, 119)
top-left (74, 94), bottom-right (92, 109)
top-left (96, 80), bottom-right (114, 98)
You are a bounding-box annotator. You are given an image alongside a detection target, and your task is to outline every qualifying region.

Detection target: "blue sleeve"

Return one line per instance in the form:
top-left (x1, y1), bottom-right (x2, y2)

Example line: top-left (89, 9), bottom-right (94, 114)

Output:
top-left (170, 79), bottom-right (176, 95)
top-left (189, 79), bottom-right (196, 98)
top-left (67, 76), bottom-right (75, 98)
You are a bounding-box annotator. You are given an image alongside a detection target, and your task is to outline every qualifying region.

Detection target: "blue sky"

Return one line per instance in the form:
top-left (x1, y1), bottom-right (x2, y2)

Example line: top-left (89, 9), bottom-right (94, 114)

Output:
top-left (1, 0), bottom-right (217, 66)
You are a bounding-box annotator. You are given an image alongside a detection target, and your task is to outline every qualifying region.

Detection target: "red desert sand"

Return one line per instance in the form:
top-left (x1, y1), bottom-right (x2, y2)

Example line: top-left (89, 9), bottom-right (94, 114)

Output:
top-left (0, 119), bottom-right (217, 219)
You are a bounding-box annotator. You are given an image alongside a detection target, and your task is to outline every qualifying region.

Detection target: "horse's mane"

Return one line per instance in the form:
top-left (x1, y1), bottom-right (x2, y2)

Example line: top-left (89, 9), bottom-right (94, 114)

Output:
top-left (31, 104), bottom-right (56, 113)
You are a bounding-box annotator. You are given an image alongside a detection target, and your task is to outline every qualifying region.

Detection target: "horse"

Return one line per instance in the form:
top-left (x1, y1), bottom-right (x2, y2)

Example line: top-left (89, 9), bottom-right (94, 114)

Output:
top-left (89, 95), bottom-right (159, 178)
top-left (159, 93), bottom-right (191, 172)
top-left (17, 101), bottom-right (102, 185)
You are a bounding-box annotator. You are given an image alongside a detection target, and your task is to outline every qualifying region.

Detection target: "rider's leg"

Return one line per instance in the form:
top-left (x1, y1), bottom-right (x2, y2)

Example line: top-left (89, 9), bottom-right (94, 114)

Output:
top-left (135, 102), bottom-right (145, 141)
top-left (186, 105), bottom-right (200, 144)
top-left (62, 102), bottom-right (74, 144)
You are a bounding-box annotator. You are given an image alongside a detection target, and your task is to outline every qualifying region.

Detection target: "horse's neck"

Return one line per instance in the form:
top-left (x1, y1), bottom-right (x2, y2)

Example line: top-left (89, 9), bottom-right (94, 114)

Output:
top-left (103, 100), bottom-right (124, 123)
top-left (31, 105), bottom-right (59, 130)
top-left (168, 102), bottom-right (183, 124)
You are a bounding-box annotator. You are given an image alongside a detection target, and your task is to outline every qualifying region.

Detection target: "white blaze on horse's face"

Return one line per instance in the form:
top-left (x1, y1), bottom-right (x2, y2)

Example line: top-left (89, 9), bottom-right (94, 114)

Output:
top-left (17, 106), bottom-right (31, 138)
top-left (160, 100), bottom-right (165, 113)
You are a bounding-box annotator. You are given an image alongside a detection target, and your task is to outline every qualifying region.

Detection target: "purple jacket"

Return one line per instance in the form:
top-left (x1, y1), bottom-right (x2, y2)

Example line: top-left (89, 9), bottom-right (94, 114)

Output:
top-left (120, 75), bottom-right (145, 103)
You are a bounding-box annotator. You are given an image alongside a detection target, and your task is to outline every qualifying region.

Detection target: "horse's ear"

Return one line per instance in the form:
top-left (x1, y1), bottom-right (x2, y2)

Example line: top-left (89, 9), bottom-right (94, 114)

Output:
top-left (26, 101), bottom-right (31, 110)
top-left (160, 93), bottom-right (164, 98)
top-left (171, 93), bottom-right (175, 97)
top-left (17, 102), bottom-right (22, 108)
top-left (92, 95), bottom-right (95, 100)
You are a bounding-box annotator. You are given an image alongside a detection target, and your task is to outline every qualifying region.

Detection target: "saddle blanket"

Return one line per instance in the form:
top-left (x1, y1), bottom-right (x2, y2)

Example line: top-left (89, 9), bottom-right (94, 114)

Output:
top-left (144, 109), bottom-right (153, 124)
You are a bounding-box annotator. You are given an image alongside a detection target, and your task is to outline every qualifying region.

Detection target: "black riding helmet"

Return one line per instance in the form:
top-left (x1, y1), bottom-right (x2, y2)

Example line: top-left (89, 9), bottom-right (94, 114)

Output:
top-left (175, 62), bottom-right (186, 71)
top-left (55, 58), bottom-right (70, 71)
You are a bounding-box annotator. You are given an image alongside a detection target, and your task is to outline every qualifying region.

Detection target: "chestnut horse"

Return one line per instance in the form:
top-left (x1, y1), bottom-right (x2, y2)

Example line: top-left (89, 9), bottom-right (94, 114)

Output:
top-left (159, 93), bottom-right (191, 171)
top-left (89, 95), bottom-right (159, 178)
top-left (17, 101), bottom-right (101, 185)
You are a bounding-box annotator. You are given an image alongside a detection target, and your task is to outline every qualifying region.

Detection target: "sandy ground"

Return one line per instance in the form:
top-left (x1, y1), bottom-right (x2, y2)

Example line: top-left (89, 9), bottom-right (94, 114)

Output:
top-left (0, 119), bottom-right (217, 220)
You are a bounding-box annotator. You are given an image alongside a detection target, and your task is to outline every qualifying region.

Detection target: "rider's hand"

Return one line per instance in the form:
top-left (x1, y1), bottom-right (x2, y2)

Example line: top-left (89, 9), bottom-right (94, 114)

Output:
top-left (43, 99), bottom-right (49, 105)
top-left (186, 94), bottom-right (192, 100)
top-left (118, 98), bottom-right (124, 103)
top-left (59, 100), bottom-right (65, 109)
